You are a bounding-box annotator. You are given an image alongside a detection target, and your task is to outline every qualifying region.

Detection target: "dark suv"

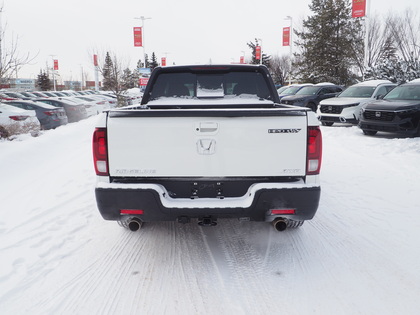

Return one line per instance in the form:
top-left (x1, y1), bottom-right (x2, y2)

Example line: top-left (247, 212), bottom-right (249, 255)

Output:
top-left (359, 80), bottom-right (420, 137)
top-left (280, 83), bottom-right (343, 111)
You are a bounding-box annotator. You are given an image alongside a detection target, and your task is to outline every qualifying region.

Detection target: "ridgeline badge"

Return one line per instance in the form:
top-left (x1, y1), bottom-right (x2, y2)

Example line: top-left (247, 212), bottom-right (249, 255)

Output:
top-left (268, 129), bottom-right (302, 134)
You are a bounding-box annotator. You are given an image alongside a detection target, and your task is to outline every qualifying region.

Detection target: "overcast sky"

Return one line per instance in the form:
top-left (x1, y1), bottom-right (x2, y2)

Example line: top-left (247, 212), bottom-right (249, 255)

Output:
top-left (3, 0), bottom-right (420, 83)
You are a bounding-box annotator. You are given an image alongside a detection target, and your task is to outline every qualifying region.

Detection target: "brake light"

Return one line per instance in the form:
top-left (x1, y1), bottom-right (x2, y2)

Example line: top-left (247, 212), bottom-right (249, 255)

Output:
top-left (92, 128), bottom-right (109, 176)
top-left (9, 115), bottom-right (29, 121)
top-left (44, 111), bottom-right (55, 116)
top-left (307, 126), bottom-right (322, 175)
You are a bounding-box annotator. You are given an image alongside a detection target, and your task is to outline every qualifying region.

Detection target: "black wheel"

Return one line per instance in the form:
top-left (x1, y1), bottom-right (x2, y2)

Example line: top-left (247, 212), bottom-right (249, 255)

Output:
top-left (0, 126), bottom-right (9, 139)
top-left (287, 220), bottom-right (304, 228)
top-left (307, 102), bottom-right (317, 112)
top-left (362, 130), bottom-right (377, 136)
top-left (415, 122), bottom-right (420, 137)
top-left (322, 122), bottom-right (334, 126)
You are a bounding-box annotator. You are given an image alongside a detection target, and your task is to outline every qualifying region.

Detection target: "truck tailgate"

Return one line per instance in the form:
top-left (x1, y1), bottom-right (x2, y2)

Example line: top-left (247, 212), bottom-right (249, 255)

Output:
top-left (106, 109), bottom-right (308, 177)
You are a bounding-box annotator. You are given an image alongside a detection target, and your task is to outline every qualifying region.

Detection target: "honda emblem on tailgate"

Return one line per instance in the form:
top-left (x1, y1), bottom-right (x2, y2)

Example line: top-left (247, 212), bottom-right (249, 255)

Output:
top-left (197, 139), bottom-right (216, 155)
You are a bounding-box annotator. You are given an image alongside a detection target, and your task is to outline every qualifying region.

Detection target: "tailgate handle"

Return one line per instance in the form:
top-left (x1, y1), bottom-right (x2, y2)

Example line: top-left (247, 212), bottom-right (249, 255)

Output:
top-left (197, 122), bottom-right (218, 133)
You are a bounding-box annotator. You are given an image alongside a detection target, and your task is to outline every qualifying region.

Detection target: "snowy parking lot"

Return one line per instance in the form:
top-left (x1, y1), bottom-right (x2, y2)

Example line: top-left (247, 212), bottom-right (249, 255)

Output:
top-left (0, 116), bottom-right (419, 314)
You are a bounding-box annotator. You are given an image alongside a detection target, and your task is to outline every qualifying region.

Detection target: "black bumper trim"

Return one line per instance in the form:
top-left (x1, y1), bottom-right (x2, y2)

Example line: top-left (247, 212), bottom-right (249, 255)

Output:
top-left (95, 186), bottom-right (321, 222)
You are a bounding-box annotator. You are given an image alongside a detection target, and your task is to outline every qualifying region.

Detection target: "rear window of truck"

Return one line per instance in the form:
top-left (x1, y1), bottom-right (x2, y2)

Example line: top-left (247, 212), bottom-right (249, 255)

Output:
top-left (149, 72), bottom-right (272, 101)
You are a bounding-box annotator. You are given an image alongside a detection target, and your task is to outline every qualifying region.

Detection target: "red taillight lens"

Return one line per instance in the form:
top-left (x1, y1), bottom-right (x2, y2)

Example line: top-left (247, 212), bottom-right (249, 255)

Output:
top-left (120, 209), bottom-right (144, 215)
top-left (9, 115), bottom-right (29, 121)
top-left (92, 128), bottom-right (109, 176)
top-left (271, 209), bottom-right (295, 215)
top-left (44, 111), bottom-right (55, 116)
top-left (307, 126), bottom-right (322, 175)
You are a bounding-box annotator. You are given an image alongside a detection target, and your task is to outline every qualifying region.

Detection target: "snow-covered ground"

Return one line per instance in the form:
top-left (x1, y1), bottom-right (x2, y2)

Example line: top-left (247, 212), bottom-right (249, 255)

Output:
top-left (0, 116), bottom-right (419, 314)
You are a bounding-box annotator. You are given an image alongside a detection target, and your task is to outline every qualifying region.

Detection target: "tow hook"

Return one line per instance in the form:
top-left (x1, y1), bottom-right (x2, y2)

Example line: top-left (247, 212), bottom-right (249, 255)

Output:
top-left (272, 218), bottom-right (288, 232)
top-left (198, 216), bottom-right (217, 226)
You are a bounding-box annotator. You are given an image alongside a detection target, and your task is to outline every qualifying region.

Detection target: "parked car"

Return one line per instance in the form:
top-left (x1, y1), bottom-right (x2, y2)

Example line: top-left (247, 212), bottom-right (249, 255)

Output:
top-left (0, 93), bottom-right (19, 101)
top-left (280, 83), bottom-right (343, 111)
top-left (4, 100), bottom-right (68, 130)
top-left (277, 86), bottom-right (288, 95)
top-left (35, 98), bottom-right (88, 123)
top-left (1, 91), bottom-right (30, 100)
top-left (278, 83), bottom-right (313, 100)
top-left (317, 80), bottom-right (396, 126)
top-left (31, 91), bottom-right (52, 98)
top-left (19, 91), bottom-right (41, 100)
top-left (358, 80), bottom-right (420, 137)
top-left (0, 103), bottom-right (41, 138)
top-left (59, 97), bottom-right (99, 116)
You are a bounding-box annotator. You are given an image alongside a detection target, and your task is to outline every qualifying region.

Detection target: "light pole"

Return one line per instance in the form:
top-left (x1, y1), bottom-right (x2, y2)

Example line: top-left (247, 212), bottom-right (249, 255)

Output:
top-left (285, 16), bottom-right (293, 85)
top-left (363, 0), bottom-right (371, 79)
top-left (49, 55), bottom-right (57, 91)
top-left (80, 64), bottom-right (84, 91)
top-left (134, 16), bottom-right (152, 68)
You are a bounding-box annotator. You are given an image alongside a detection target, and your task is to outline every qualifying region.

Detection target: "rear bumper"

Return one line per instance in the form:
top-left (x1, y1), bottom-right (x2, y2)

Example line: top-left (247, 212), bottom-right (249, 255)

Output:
top-left (95, 182), bottom-right (321, 222)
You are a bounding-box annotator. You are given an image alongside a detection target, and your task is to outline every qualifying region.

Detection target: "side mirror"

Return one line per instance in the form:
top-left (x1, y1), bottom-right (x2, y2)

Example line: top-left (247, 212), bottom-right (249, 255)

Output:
top-left (376, 94), bottom-right (385, 100)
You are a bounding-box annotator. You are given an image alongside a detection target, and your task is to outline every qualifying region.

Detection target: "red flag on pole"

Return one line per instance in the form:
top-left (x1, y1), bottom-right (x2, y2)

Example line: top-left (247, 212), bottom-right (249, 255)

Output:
top-left (93, 54), bottom-right (98, 66)
top-left (161, 57), bottom-right (166, 66)
top-left (133, 27), bottom-right (143, 47)
top-left (53, 59), bottom-right (59, 70)
top-left (255, 46), bottom-right (261, 60)
top-left (283, 27), bottom-right (290, 46)
top-left (240, 55), bottom-right (245, 64)
top-left (352, 0), bottom-right (366, 18)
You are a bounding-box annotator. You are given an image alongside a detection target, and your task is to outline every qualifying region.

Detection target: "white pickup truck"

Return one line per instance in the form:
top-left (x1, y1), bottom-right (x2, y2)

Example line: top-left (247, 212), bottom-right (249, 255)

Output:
top-left (92, 65), bottom-right (322, 232)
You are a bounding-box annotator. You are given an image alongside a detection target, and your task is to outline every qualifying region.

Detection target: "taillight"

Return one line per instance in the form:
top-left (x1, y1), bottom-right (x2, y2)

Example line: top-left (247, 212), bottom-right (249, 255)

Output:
top-left (44, 111), bottom-right (55, 116)
top-left (92, 128), bottom-right (109, 176)
top-left (9, 115), bottom-right (29, 121)
top-left (307, 126), bottom-right (322, 175)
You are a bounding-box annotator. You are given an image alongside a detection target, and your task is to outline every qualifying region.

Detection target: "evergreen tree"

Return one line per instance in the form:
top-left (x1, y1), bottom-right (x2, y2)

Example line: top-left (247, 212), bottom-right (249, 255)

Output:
top-left (365, 55), bottom-right (420, 84)
top-left (36, 70), bottom-right (51, 90)
top-left (247, 39), bottom-right (271, 66)
top-left (102, 52), bottom-right (116, 91)
top-left (294, 0), bottom-right (363, 85)
top-left (144, 54), bottom-right (150, 69)
top-left (121, 68), bottom-right (137, 90)
top-left (150, 52), bottom-right (158, 70)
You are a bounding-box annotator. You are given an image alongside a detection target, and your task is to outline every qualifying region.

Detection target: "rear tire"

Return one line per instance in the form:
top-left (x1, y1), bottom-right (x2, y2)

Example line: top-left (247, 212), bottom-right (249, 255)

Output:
top-left (362, 130), bottom-right (377, 136)
top-left (0, 126), bottom-right (9, 139)
top-left (307, 102), bottom-right (317, 112)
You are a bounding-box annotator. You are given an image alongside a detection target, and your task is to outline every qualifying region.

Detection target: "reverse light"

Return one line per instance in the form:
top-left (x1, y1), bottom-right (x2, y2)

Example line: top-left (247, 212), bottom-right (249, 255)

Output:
top-left (307, 126), bottom-right (322, 175)
top-left (92, 128), bottom-right (109, 176)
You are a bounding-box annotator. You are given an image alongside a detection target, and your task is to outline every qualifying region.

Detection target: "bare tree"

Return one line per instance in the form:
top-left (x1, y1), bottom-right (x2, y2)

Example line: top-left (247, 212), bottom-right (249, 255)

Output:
top-left (93, 51), bottom-right (131, 106)
top-left (0, 6), bottom-right (36, 81)
top-left (269, 55), bottom-right (290, 86)
top-left (386, 10), bottom-right (420, 63)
